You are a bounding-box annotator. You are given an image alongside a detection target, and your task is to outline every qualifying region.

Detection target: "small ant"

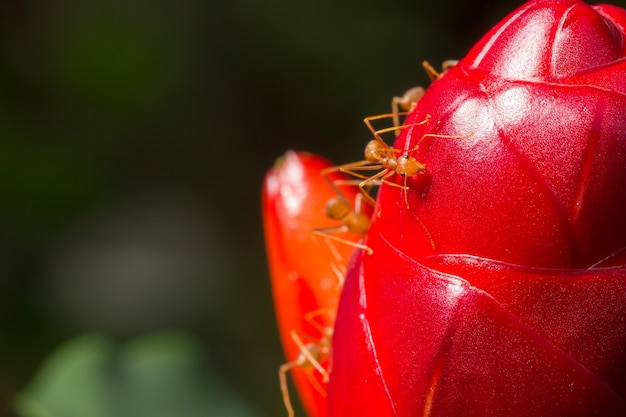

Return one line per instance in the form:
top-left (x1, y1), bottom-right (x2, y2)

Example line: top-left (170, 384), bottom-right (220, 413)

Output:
top-left (391, 60), bottom-right (459, 133)
top-left (326, 113), bottom-right (431, 208)
top-left (279, 310), bottom-right (334, 417)
top-left (312, 190), bottom-right (373, 256)
top-left (312, 115), bottom-right (431, 254)
top-left (392, 86), bottom-right (425, 132)
top-left (320, 112), bottom-right (473, 251)
top-left (316, 59), bottom-right (468, 253)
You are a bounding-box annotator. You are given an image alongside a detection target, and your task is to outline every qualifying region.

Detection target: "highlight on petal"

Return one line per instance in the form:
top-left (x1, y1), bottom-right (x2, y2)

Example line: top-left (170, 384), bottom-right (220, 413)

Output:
top-left (464, 0), bottom-right (626, 79)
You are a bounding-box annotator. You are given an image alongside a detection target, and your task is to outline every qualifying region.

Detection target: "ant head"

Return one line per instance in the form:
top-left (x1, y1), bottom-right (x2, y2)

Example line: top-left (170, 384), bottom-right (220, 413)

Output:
top-left (397, 155), bottom-right (426, 176)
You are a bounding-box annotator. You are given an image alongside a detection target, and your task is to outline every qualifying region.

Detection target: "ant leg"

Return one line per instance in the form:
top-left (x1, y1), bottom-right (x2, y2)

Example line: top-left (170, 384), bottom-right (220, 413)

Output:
top-left (322, 161), bottom-right (384, 206)
top-left (363, 114), bottom-right (431, 146)
top-left (279, 328), bottom-right (332, 417)
top-left (407, 131), bottom-right (475, 161)
top-left (402, 173), bottom-right (410, 210)
top-left (350, 165), bottom-right (420, 209)
top-left (353, 192), bottom-right (367, 218)
top-left (423, 60), bottom-right (459, 81)
top-left (321, 160), bottom-right (381, 201)
top-left (441, 60), bottom-right (458, 72)
top-left (391, 61), bottom-right (457, 132)
top-left (364, 110), bottom-right (411, 124)
top-left (392, 86), bottom-right (425, 133)
top-left (322, 237), bottom-right (344, 266)
top-left (373, 119), bottom-right (432, 138)
top-left (278, 333), bottom-right (329, 417)
top-left (329, 261), bottom-right (346, 287)
top-left (304, 369), bottom-right (328, 397)
top-left (297, 315), bottom-right (334, 384)
top-left (311, 174), bottom-right (375, 255)
top-left (356, 168), bottom-right (423, 207)
top-left (279, 360), bottom-right (299, 417)
top-left (311, 225), bottom-right (373, 255)
top-left (399, 173), bottom-right (436, 249)
top-left (304, 308), bottom-right (335, 334)
top-left (290, 330), bottom-right (327, 378)
top-left (422, 61), bottom-right (441, 81)
top-left (357, 169), bottom-right (390, 206)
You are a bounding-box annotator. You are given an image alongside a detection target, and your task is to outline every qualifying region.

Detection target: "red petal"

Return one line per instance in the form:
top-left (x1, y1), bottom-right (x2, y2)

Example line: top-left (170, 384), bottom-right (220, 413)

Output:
top-left (328, 224), bottom-right (626, 416)
top-left (422, 254), bottom-right (626, 398)
top-left (262, 151), bottom-right (364, 417)
top-left (381, 3), bottom-right (626, 267)
top-left (463, 0), bottom-right (624, 79)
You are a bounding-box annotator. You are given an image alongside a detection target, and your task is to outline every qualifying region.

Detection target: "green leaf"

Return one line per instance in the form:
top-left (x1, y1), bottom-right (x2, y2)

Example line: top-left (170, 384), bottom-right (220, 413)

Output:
top-left (15, 332), bottom-right (259, 417)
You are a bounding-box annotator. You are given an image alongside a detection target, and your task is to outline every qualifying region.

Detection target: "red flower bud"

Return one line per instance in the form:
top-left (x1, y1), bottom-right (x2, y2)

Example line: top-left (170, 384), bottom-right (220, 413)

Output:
top-left (324, 0), bottom-right (626, 415)
top-left (262, 151), bottom-right (365, 417)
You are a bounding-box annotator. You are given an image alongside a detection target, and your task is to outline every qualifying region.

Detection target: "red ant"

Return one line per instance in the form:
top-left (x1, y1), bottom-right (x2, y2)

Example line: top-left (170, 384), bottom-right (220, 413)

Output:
top-left (314, 60), bottom-right (467, 253)
top-left (325, 113), bottom-right (431, 208)
top-left (322, 112), bottom-right (473, 249)
top-left (279, 310), bottom-right (334, 417)
top-left (391, 60), bottom-right (459, 132)
top-left (312, 191), bottom-right (373, 256)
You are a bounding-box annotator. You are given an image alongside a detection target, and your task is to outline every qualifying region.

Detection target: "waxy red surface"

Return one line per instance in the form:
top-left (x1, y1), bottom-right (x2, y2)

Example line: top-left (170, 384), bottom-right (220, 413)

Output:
top-left (262, 151), bottom-right (363, 417)
top-left (327, 0), bottom-right (626, 415)
top-left (264, 0), bottom-right (626, 415)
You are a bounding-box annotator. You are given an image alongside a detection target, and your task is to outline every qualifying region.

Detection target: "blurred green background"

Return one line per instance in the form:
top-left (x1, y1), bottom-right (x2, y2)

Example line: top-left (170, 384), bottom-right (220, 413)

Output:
top-left (2, 0), bottom-right (623, 416)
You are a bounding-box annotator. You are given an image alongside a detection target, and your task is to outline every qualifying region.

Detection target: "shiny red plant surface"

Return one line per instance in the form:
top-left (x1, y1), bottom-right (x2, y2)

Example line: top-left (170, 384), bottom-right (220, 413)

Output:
top-left (264, 0), bottom-right (626, 416)
top-left (328, 0), bottom-right (626, 416)
top-left (262, 151), bottom-right (362, 417)
top-left (371, 0), bottom-right (626, 269)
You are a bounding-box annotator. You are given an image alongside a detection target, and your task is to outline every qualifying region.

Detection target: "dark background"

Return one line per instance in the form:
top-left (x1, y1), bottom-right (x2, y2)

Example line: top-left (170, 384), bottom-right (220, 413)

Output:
top-left (2, 0), bottom-right (623, 415)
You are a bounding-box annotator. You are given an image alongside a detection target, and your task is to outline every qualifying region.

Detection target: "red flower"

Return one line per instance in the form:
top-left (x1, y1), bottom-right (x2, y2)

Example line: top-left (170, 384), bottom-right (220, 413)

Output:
top-left (327, 0), bottom-right (626, 415)
top-left (263, 0), bottom-right (626, 416)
